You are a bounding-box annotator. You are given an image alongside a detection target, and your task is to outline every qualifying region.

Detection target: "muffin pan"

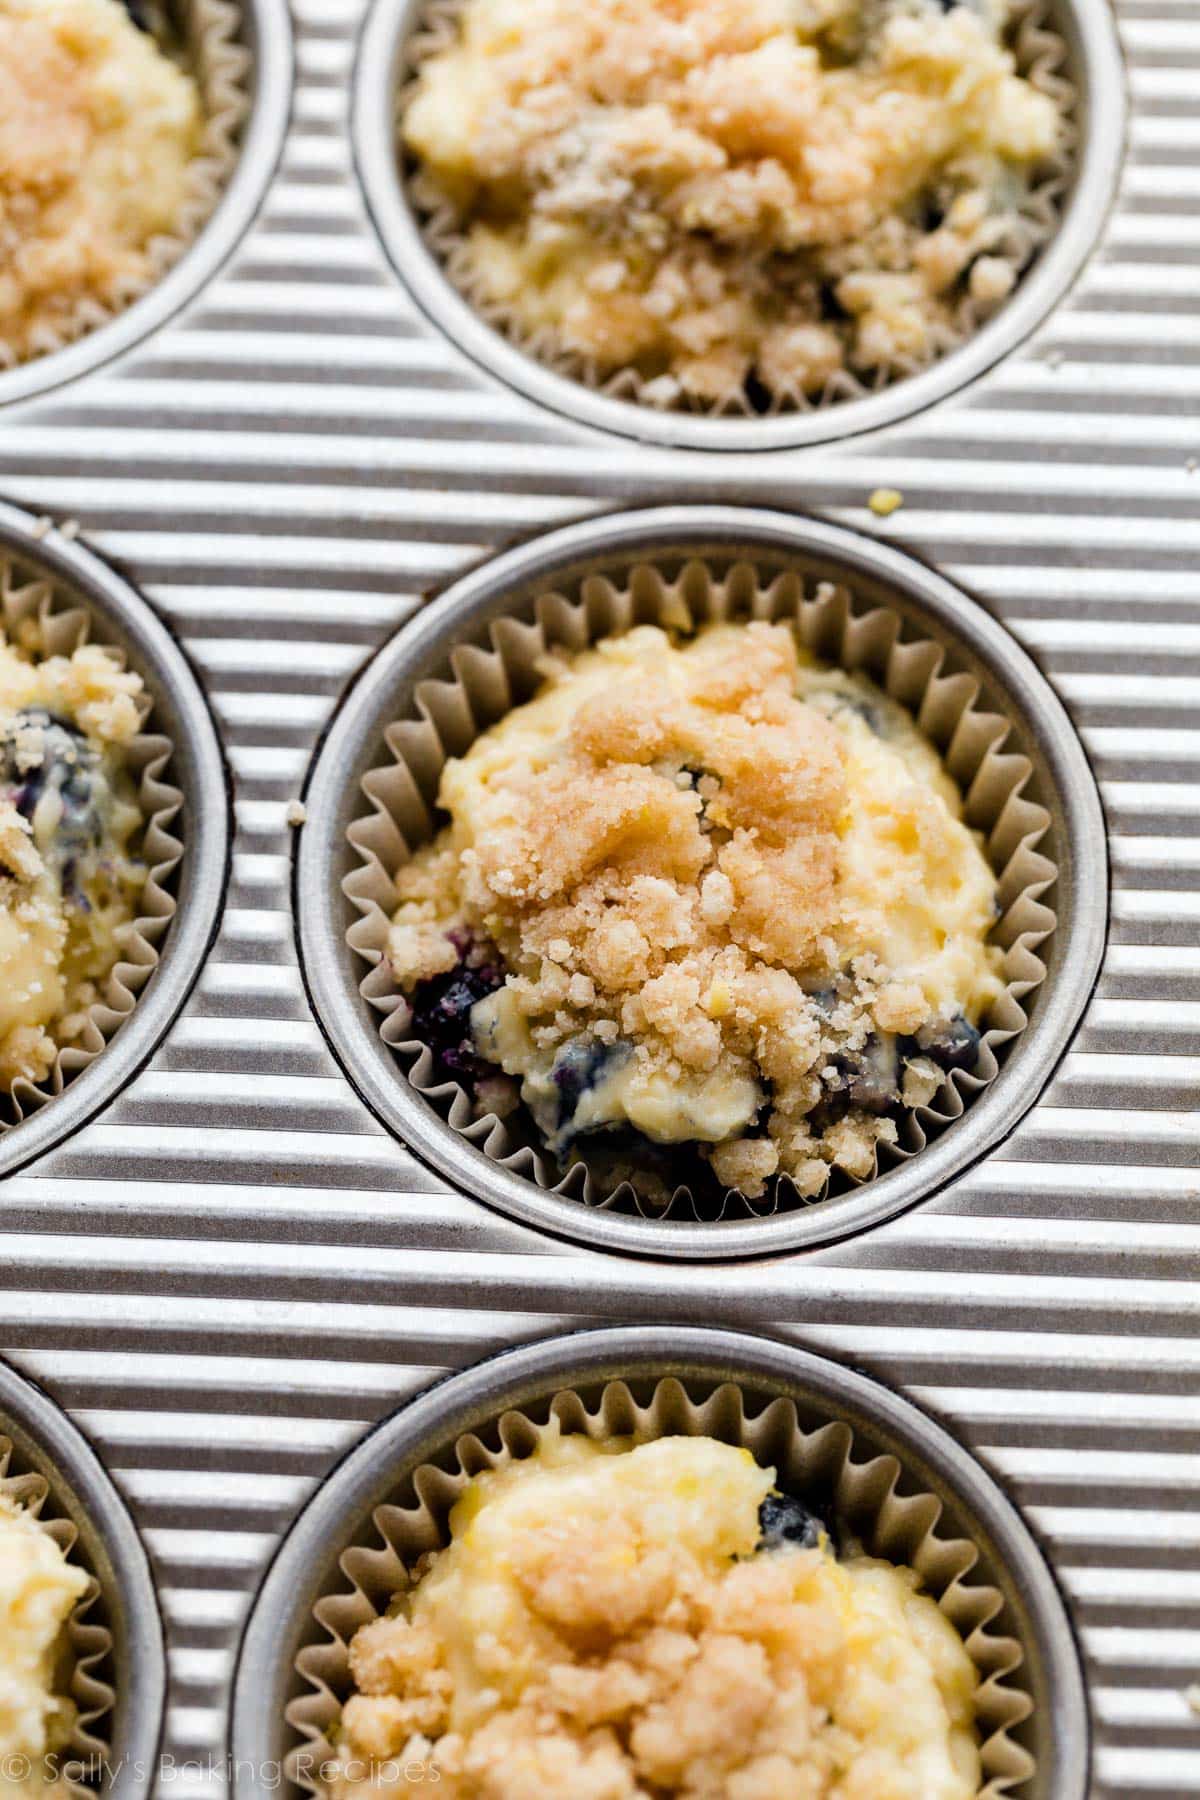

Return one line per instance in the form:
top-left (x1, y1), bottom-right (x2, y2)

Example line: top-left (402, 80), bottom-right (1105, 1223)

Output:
top-left (0, 0), bottom-right (1191, 1790)
top-left (352, 0), bottom-right (1125, 449)
top-left (297, 506), bottom-right (1106, 1258)
top-left (0, 502), bottom-right (230, 1179)
top-left (232, 1327), bottom-right (1088, 1800)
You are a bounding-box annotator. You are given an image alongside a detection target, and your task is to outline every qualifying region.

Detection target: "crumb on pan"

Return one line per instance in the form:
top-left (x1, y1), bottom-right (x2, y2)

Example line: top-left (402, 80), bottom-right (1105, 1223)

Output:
top-left (868, 486), bottom-right (905, 516)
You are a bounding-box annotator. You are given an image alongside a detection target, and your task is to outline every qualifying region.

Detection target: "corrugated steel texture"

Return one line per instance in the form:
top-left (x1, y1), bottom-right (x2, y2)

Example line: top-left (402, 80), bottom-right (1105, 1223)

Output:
top-left (1, 0), bottom-right (1196, 1792)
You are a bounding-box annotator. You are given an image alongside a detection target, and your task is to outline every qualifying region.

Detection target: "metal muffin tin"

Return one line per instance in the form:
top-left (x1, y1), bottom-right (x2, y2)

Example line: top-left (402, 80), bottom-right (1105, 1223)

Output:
top-left (0, 0), bottom-right (293, 412)
top-left (0, 1356), bottom-right (165, 1800)
top-left (0, 501), bottom-right (231, 1181)
top-left (231, 1326), bottom-right (1089, 1799)
top-left (0, 0), bottom-right (1191, 1789)
top-left (352, 0), bottom-right (1126, 451)
top-left (297, 504), bottom-right (1108, 1259)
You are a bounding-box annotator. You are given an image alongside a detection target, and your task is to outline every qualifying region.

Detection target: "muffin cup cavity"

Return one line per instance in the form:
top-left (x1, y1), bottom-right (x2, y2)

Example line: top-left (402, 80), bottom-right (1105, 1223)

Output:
top-left (0, 554), bottom-right (185, 1134)
top-left (399, 0), bottom-right (1075, 422)
top-left (0, 0), bottom-right (251, 373)
top-left (0, 1437), bottom-right (116, 1792)
top-left (352, 0), bottom-right (1125, 448)
top-left (289, 1385), bottom-right (1033, 1795)
top-left (298, 506), bottom-right (1105, 1257)
top-left (0, 502), bottom-right (230, 1181)
top-left (246, 1330), bottom-right (1088, 1797)
top-left (0, 1355), bottom-right (166, 1800)
top-left (344, 558), bottom-right (1057, 1224)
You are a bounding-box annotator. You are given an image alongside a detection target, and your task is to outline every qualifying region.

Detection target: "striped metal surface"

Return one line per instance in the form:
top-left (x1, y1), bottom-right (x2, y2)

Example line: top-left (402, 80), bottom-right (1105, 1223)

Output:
top-left (0, 0), bottom-right (1195, 1793)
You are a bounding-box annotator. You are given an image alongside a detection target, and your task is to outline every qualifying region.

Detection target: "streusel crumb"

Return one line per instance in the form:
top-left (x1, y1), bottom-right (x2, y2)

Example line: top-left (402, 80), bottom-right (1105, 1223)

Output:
top-left (386, 620), bottom-right (1004, 1200)
top-left (325, 1433), bottom-right (981, 1800)
top-left (403, 0), bottom-right (1064, 407)
top-left (0, 0), bottom-right (202, 364)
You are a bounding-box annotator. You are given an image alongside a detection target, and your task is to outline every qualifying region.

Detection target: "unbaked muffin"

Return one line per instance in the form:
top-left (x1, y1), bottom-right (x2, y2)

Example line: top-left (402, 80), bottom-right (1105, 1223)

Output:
top-left (386, 620), bottom-right (1004, 1201)
top-left (0, 0), bottom-right (203, 364)
top-left (0, 1494), bottom-right (90, 1793)
top-left (402, 0), bottom-right (1067, 410)
top-left (323, 1432), bottom-right (980, 1799)
top-left (0, 631), bottom-right (146, 1095)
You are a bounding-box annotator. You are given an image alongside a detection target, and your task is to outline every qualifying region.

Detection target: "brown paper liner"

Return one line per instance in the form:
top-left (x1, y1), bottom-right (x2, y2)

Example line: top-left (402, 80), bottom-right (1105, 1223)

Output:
top-left (0, 1436), bottom-right (115, 1796)
top-left (3, 0), bottom-right (251, 370)
top-left (286, 1378), bottom-right (1035, 1797)
top-left (399, 0), bottom-right (1076, 416)
top-left (0, 554), bottom-right (184, 1131)
top-left (344, 560), bottom-right (1056, 1222)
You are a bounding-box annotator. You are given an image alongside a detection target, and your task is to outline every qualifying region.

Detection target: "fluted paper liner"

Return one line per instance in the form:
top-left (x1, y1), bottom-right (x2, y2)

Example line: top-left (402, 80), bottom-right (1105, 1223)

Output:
top-left (3, 0), bottom-right (251, 369)
top-left (0, 553), bottom-right (184, 1131)
top-left (398, 0), bottom-right (1076, 417)
top-left (344, 559), bottom-right (1057, 1222)
top-left (285, 1377), bottom-right (1036, 1797)
top-left (0, 1434), bottom-right (114, 1796)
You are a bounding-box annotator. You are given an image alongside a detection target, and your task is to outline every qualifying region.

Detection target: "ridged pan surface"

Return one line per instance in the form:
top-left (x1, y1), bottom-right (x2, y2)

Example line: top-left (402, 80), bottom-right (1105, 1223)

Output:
top-left (0, 0), bottom-right (1190, 1795)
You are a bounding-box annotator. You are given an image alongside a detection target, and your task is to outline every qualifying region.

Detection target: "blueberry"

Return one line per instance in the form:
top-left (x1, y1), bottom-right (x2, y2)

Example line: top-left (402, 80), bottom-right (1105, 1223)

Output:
top-left (810, 687), bottom-right (890, 739)
top-left (757, 1492), bottom-right (829, 1554)
top-left (909, 1014), bottom-right (981, 1075)
top-left (552, 1036), bottom-right (613, 1122)
top-left (843, 696), bottom-right (887, 735)
top-left (743, 373), bottom-right (774, 416)
top-left (803, 984), bottom-right (839, 1014)
top-left (409, 952), bottom-right (505, 1084)
top-left (1, 708), bottom-right (97, 816)
top-left (550, 1035), bottom-right (632, 1144)
top-left (819, 281), bottom-right (849, 322)
top-left (828, 1033), bottom-right (900, 1113)
top-left (0, 709), bottom-right (105, 888)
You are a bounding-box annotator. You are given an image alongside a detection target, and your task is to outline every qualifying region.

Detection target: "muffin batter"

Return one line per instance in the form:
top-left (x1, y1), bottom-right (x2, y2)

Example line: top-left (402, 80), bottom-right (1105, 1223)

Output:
top-left (0, 1495), bottom-right (89, 1790)
top-left (0, 0), bottom-right (203, 363)
top-left (387, 620), bottom-right (1004, 1198)
top-left (326, 1433), bottom-right (980, 1798)
top-left (0, 632), bottom-right (146, 1095)
top-left (402, 0), bottom-right (1064, 407)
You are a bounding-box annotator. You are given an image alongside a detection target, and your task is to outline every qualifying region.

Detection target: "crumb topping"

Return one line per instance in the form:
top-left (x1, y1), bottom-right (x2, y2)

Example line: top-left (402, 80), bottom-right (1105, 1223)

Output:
top-left (0, 0), bottom-right (202, 363)
top-left (325, 1433), bottom-right (980, 1800)
top-left (0, 630), bottom-right (146, 1094)
top-left (386, 620), bottom-right (1004, 1200)
top-left (402, 0), bottom-right (1064, 407)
